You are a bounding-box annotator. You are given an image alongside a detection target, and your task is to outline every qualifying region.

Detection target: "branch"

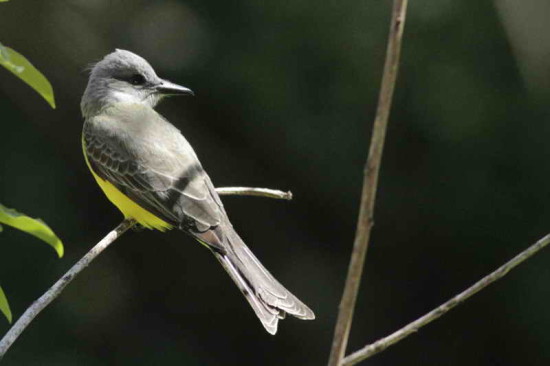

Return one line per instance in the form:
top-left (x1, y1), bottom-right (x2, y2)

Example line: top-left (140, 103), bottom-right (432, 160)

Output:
top-left (0, 219), bottom-right (136, 359)
top-left (343, 233), bottom-right (550, 365)
top-left (0, 185), bottom-right (289, 359)
top-left (327, 1), bottom-right (409, 365)
top-left (216, 187), bottom-right (293, 200)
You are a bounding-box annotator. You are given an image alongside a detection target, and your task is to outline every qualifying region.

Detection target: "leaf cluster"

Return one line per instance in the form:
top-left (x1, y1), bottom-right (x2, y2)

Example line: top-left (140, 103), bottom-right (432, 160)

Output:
top-left (0, 0), bottom-right (61, 323)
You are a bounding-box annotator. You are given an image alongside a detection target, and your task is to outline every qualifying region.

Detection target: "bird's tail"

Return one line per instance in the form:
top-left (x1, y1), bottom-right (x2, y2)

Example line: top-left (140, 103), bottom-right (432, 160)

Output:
top-left (200, 224), bottom-right (315, 334)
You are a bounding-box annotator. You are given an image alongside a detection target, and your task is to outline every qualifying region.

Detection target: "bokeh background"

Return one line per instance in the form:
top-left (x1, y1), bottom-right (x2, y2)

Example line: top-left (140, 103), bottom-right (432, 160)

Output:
top-left (1, 0), bottom-right (550, 365)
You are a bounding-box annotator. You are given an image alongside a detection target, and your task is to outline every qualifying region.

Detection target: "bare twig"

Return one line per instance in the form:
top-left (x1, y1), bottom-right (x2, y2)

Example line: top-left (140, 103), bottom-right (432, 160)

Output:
top-left (0, 219), bottom-right (136, 359)
top-left (216, 187), bottom-right (293, 200)
top-left (0, 185), bottom-right (290, 359)
top-left (343, 233), bottom-right (550, 365)
top-left (327, 1), bottom-right (409, 365)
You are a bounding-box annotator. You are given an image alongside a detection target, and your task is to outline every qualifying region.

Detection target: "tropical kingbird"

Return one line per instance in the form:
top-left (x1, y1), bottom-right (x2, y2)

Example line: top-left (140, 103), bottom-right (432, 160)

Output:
top-left (81, 49), bottom-right (314, 334)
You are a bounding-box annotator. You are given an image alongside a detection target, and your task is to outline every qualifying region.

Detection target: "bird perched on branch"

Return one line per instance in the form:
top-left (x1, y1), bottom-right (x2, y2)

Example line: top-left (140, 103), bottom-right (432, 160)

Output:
top-left (80, 49), bottom-right (315, 334)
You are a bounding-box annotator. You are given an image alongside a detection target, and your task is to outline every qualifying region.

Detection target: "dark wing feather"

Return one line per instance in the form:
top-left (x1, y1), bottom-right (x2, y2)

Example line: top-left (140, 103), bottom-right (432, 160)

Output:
top-left (83, 117), bottom-right (222, 233)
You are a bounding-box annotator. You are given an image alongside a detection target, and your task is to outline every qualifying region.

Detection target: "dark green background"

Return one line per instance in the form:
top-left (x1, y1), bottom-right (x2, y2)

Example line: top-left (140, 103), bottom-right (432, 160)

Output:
top-left (1, 0), bottom-right (550, 365)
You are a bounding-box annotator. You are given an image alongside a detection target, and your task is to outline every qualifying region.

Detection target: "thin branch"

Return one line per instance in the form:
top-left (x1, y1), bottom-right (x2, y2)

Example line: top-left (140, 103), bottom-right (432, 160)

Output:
top-left (327, 1), bottom-right (409, 365)
top-left (343, 233), bottom-right (550, 366)
top-left (0, 185), bottom-right (289, 359)
top-left (0, 219), bottom-right (136, 359)
top-left (216, 187), bottom-right (293, 200)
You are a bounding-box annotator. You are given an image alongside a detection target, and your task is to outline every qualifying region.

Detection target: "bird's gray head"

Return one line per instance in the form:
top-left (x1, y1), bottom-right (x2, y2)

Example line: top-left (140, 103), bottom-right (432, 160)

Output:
top-left (81, 49), bottom-right (193, 118)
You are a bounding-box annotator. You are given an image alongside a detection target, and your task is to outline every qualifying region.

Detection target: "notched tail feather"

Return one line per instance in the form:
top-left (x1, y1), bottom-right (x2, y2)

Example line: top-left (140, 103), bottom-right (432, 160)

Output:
top-left (215, 253), bottom-right (279, 334)
top-left (205, 226), bottom-right (314, 334)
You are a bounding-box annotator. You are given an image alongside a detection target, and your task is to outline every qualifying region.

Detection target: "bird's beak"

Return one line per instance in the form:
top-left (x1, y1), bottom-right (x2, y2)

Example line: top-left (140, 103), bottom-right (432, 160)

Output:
top-left (156, 80), bottom-right (194, 96)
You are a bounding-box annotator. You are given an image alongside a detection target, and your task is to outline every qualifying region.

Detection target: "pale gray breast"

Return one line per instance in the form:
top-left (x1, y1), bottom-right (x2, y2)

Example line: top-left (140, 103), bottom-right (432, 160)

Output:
top-left (106, 105), bottom-right (198, 168)
top-left (95, 103), bottom-right (220, 218)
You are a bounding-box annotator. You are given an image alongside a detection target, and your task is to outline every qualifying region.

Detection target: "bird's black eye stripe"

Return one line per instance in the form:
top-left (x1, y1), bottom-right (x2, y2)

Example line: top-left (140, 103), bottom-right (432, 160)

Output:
top-left (128, 73), bottom-right (146, 85)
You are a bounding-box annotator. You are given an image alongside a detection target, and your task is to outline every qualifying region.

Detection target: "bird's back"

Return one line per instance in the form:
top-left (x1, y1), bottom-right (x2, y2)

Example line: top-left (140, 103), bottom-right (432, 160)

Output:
top-left (83, 103), bottom-right (222, 231)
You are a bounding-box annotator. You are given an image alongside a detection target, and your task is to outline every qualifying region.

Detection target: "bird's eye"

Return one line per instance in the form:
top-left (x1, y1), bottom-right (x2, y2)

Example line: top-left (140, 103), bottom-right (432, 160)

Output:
top-left (129, 74), bottom-right (146, 85)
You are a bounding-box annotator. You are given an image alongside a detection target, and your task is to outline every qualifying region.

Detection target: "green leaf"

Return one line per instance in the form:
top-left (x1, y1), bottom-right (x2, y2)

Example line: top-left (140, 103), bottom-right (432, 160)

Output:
top-left (0, 286), bottom-right (12, 323)
top-left (0, 0), bottom-right (9, 3)
top-left (0, 203), bottom-right (64, 258)
top-left (0, 43), bottom-right (55, 108)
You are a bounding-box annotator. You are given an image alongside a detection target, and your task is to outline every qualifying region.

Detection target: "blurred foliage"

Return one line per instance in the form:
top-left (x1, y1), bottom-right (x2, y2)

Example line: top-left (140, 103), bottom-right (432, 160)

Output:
top-left (0, 202), bottom-right (64, 324)
top-left (0, 44), bottom-right (55, 108)
top-left (0, 204), bottom-right (64, 258)
top-left (0, 0), bottom-right (550, 365)
top-left (0, 286), bottom-right (11, 323)
top-left (0, 1), bottom-right (60, 327)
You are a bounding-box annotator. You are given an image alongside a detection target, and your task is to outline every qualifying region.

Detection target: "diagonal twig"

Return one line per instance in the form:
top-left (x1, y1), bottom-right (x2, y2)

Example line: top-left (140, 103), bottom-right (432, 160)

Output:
top-left (216, 187), bottom-right (292, 200)
top-left (343, 232), bottom-right (550, 365)
top-left (327, 1), bottom-right (409, 365)
top-left (0, 219), bottom-right (136, 359)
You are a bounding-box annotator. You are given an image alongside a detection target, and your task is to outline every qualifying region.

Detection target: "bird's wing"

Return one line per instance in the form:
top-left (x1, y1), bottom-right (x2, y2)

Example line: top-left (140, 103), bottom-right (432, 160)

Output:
top-left (83, 106), bottom-right (222, 233)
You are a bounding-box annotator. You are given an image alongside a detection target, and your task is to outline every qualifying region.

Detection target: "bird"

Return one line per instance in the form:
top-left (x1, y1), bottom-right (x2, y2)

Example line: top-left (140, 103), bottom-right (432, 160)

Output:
top-left (80, 49), bottom-right (315, 334)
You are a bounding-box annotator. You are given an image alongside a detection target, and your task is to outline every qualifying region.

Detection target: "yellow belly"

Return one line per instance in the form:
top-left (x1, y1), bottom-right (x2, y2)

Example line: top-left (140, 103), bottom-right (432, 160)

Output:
top-left (83, 142), bottom-right (173, 231)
